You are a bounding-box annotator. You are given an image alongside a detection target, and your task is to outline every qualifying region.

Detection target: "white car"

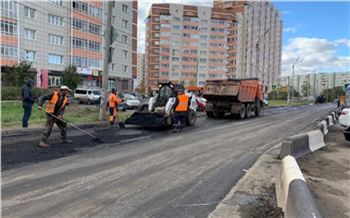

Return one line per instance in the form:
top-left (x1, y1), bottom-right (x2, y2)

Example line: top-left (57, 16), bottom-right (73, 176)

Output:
top-left (123, 93), bottom-right (140, 109)
top-left (339, 108), bottom-right (350, 127)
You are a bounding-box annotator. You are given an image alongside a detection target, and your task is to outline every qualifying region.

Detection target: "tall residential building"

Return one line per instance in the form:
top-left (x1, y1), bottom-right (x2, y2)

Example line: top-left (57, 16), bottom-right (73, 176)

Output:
top-left (0, 0), bottom-right (137, 92)
top-left (137, 53), bottom-right (146, 90)
top-left (145, 1), bottom-right (282, 92)
top-left (145, 4), bottom-right (236, 91)
top-left (280, 71), bottom-right (350, 97)
top-left (214, 0), bottom-right (282, 90)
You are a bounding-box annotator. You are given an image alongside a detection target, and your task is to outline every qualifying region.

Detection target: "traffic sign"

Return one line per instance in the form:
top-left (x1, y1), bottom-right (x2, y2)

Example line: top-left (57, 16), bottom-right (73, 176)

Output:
top-left (270, 84), bottom-right (278, 91)
top-left (343, 83), bottom-right (350, 91)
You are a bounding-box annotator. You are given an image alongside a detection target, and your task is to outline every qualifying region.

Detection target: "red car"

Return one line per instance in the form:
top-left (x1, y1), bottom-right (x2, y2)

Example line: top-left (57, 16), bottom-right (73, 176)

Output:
top-left (196, 97), bottom-right (207, 111)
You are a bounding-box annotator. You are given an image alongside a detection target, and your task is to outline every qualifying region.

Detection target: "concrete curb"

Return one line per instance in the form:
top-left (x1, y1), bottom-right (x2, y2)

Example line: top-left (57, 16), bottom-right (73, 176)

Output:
top-left (279, 130), bottom-right (325, 159)
top-left (275, 156), bottom-right (322, 218)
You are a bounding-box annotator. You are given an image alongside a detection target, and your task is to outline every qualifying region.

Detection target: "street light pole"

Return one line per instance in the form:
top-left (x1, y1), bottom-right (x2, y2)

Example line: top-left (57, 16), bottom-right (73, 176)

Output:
top-left (291, 57), bottom-right (304, 104)
top-left (256, 28), bottom-right (270, 91)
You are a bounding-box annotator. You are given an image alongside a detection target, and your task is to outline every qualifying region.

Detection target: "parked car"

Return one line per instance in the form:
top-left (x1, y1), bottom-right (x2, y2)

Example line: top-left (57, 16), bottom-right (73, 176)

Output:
top-left (123, 93), bottom-right (140, 109)
top-left (339, 108), bottom-right (350, 127)
top-left (74, 88), bottom-right (101, 104)
top-left (339, 108), bottom-right (350, 141)
top-left (196, 97), bottom-right (207, 111)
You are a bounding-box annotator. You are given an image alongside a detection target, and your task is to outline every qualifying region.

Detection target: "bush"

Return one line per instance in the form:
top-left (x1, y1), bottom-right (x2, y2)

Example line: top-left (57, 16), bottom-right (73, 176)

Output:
top-left (1, 86), bottom-right (57, 100)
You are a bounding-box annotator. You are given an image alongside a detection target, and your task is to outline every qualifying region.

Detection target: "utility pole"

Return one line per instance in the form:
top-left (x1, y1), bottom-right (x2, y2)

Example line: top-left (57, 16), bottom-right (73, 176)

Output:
top-left (99, 1), bottom-right (113, 120)
top-left (291, 57), bottom-right (303, 104)
top-left (287, 76), bottom-right (290, 104)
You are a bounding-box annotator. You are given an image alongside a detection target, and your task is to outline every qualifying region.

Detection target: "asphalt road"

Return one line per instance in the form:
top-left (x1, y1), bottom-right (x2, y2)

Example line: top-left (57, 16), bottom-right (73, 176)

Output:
top-left (1, 103), bottom-right (336, 217)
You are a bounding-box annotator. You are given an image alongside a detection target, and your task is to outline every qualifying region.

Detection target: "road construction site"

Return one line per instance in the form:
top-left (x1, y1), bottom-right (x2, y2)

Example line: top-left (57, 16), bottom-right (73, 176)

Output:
top-left (2, 103), bottom-right (349, 217)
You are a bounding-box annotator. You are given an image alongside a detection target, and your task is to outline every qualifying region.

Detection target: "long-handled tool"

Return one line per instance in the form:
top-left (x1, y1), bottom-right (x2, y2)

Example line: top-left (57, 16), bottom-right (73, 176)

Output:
top-left (117, 110), bottom-right (126, 129)
top-left (44, 111), bottom-right (104, 143)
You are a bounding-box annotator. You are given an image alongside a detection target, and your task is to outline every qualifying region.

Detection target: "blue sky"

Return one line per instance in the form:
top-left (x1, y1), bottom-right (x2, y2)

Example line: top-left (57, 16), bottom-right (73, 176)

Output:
top-left (137, 1), bottom-right (350, 75)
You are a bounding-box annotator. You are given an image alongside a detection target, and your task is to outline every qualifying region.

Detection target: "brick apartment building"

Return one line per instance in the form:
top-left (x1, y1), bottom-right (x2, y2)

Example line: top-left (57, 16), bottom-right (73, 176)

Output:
top-left (145, 1), bottom-right (282, 92)
top-left (0, 0), bottom-right (137, 92)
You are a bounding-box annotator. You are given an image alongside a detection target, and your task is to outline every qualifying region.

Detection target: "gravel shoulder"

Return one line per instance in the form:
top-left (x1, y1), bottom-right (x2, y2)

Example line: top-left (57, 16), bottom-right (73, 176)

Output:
top-left (209, 119), bottom-right (350, 218)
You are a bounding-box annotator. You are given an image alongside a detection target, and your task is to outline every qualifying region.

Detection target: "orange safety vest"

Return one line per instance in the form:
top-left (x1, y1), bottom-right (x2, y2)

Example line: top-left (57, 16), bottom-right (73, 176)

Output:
top-left (109, 93), bottom-right (122, 107)
top-left (175, 94), bottom-right (189, 112)
top-left (45, 91), bottom-right (68, 114)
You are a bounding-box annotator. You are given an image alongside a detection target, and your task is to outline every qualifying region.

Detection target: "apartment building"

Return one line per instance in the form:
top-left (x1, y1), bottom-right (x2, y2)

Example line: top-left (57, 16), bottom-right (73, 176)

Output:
top-left (137, 53), bottom-right (146, 89)
top-left (145, 1), bottom-right (282, 92)
top-left (214, 0), bottom-right (283, 90)
top-left (280, 71), bottom-right (350, 97)
top-left (145, 4), bottom-right (236, 91)
top-left (0, 0), bottom-right (137, 92)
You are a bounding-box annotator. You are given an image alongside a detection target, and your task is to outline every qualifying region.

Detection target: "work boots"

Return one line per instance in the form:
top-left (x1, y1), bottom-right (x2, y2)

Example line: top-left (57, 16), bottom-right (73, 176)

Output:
top-left (38, 141), bottom-right (50, 148)
top-left (61, 139), bottom-right (72, 144)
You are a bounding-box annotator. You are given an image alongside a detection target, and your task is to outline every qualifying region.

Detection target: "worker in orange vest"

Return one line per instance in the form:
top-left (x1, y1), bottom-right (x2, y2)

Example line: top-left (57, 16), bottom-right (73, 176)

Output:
top-left (173, 89), bottom-right (189, 132)
top-left (37, 85), bottom-right (72, 148)
top-left (109, 88), bottom-right (122, 126)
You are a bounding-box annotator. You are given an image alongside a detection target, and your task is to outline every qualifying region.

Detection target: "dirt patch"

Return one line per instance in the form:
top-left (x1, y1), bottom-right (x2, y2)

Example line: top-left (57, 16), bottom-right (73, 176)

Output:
top-left (297, 124), bottom-right (350, 218)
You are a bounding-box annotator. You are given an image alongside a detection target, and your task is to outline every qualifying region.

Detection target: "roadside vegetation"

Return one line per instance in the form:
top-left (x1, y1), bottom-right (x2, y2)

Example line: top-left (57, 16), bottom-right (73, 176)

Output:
top-left (268, 100), bottom-right (315, 107)
top-left (1, 101), bottom-right (132, 129)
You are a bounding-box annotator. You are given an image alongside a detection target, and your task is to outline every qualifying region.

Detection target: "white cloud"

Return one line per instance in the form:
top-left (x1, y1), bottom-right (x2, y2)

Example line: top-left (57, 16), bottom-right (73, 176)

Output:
top-left (334, 39), bottom-right (350, 48)
top-left (283, 27), bottom-right (297, 33)
top-left (281, 10), bottom-right (291, 15)
top-left (281, 37), bottom-right (350, 75)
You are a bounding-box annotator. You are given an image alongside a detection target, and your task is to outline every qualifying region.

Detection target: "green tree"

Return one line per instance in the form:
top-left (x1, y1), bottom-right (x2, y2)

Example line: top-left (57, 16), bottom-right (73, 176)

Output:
top-left (3, 61), bottom-right (33, 87)
top-left (61, 65), bottom-right (81, 90)
top-left (301, 82), bottom-right (311, 97)
top-left (137, 81), bottom-right (146, 93)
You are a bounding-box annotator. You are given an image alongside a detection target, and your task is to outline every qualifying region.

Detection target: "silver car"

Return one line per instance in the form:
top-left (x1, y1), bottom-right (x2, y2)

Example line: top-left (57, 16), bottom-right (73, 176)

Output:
top-left (123, 93), bottom-right (140, 109)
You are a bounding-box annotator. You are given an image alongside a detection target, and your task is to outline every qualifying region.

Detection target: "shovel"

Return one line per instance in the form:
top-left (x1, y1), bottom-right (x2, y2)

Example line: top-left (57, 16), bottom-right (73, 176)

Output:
top-left (41, 109), bottom-right (104, 143)
top-left (117, 110), bottom-right (126, 128)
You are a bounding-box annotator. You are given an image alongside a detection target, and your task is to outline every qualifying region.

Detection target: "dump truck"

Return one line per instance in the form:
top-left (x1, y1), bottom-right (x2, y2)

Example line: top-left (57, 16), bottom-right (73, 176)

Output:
top-left (125, 82), bottom-right (196, 128)
top-left (203, 78), bottom-right (264, 119)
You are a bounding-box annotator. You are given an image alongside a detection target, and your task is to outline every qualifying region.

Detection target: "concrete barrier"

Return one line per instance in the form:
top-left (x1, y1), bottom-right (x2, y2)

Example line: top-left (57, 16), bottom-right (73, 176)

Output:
top-left (275, 156), bottom-right (322, 218)
top-left (327, 115), bottom-right (334, 126)
top-left (279, 130), bottom-right (325, 159)
top-left (317, 120), bottom-right (329, 136)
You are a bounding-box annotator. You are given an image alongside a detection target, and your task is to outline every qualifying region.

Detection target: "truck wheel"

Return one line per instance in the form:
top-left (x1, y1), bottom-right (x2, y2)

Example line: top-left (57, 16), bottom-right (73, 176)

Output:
top-left (246, 104), bottom-right (251, 118)
top-left (239, 104), bottom-right (246, 119)
top-left (186, 110), bottom-right (196, 126)
top-left (255, 104), bottom-right (262, 116)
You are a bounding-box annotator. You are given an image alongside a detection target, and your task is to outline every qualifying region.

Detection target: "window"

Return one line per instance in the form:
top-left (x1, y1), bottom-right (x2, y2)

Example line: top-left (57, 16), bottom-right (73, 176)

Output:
top-left (72, 37), bottom-right (87, 49)
top-left (173, 33), bottom-right (180, 38)
top-left (49, 34), bottom-right (63, 45)
top-left (200, 43), bottom-right (207, 48)
top-left (1, 1), bottom-right (18, 19)
top-left (1, 20), bottom-right (18, 36)
top-left (201, 20), bottom-right (207, 24)
top-left (24, 50), bottom-right (35, 61)
top-left (200, 51), bottom-right (207, 55)
top-left (89, 40), bottom-right (101, 52)
top-left (72, 1), bottom-right (88, 13)
top-left (49, 0), bottom-right (62, 6)
top-left (48, 54), bottom-right (62, 64)
top-left (122, 4), bottom-right (128, 13)
top-left (48, 76), bottom-right (62, 86)
top-left (173, 17), bottom-right (180, 22)
top-left (200, 35), bottom-right (207, 40)
top-left (89, 23), bottom-right (102, 35)
top-left (109, 63), bottom-right (114, 71)
top-left (48, 14), bottom-right (63, 26)
top-left (122, 50), bottom-right (127, 58)
top-left (173, 41), bottom-right (180, 46)
top-left (1, 44), bottom-right (18, 59)
top-left (24, 7), bottom-right (35, 18)
top-left (173, 25), bottom-right (180, 30)
top-left (122, 65), bottom-right (127, 73)
top-left (89, 5), bottom-right (102, 18)
top-left (72, 18), bottom-right (88, 31)
top-left (24, 29), bottom-right (35, 40)
top-left (122, 35), bottom-right (127, 43)
top-left (122, 20), bottom-right (128, 28)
